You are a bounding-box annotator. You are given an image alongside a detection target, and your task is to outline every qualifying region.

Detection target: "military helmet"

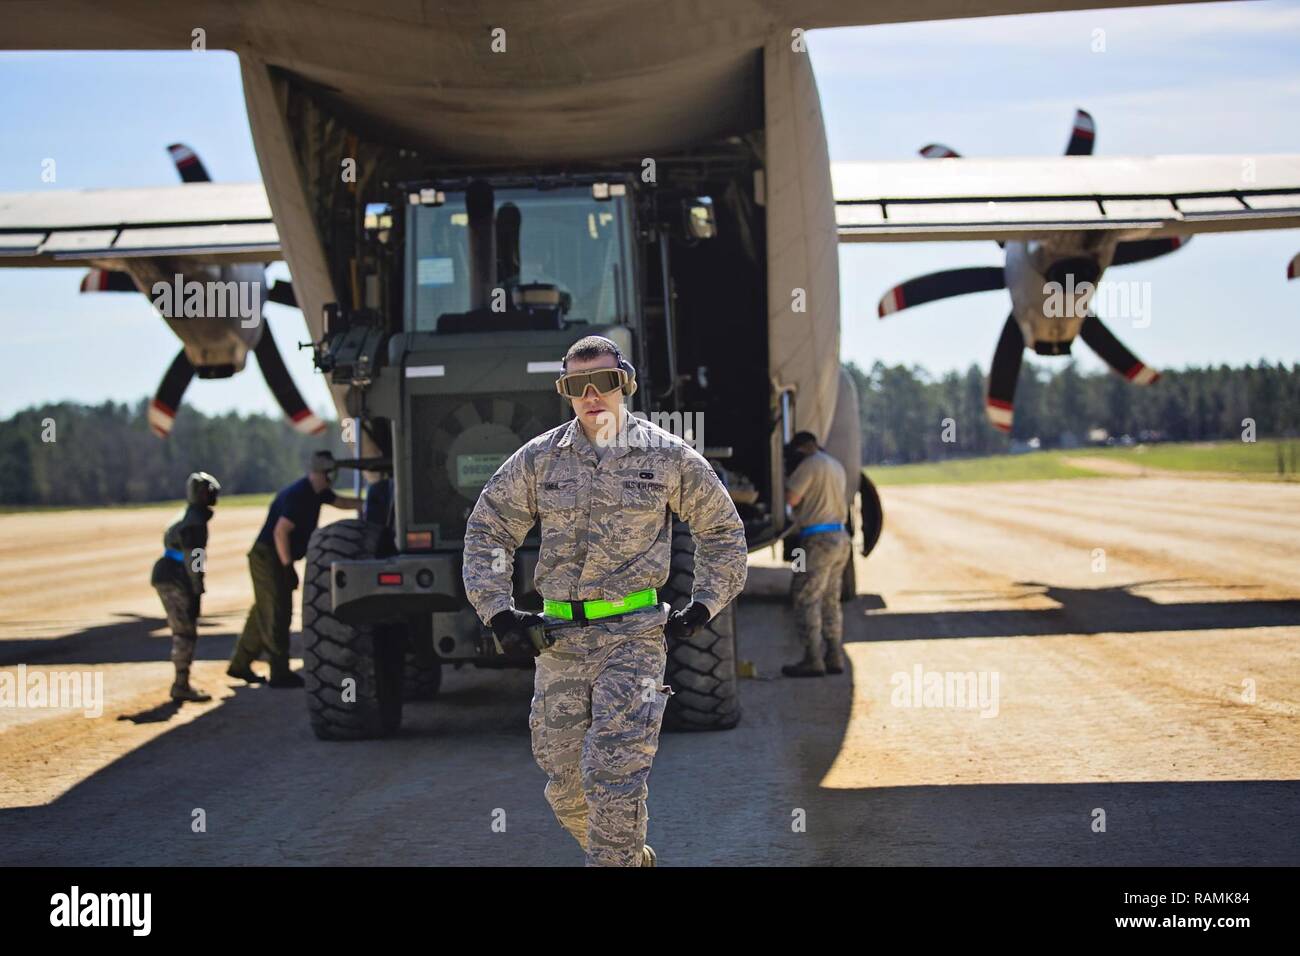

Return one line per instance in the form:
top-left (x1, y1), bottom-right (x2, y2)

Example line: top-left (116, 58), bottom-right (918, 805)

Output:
top-left (186, 471), bottom-right (221, 507)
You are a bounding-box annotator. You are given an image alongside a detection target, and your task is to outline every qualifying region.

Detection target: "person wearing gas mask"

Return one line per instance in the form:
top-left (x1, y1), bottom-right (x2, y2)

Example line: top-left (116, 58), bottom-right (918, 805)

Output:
top-left (151, 472), bottom-right (221, 702)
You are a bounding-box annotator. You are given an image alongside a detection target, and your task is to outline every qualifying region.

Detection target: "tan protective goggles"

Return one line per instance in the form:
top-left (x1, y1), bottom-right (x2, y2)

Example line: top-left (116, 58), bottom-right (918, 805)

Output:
top-left (555, 368), bottom-right (627, 398)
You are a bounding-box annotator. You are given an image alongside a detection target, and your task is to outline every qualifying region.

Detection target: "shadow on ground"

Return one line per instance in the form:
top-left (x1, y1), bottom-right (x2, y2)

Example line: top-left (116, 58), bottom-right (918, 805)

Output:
top-left (1, 580), bottom-right (1295, 865)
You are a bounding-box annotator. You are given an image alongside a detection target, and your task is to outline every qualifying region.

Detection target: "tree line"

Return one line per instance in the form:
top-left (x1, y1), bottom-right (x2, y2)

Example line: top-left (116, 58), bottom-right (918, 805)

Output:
top-left (0, 399), bottom-right (346, 506)
top-left (3, 360), bottom-right (1297, 504)
top-left (845, 359), bottom-right (1300, 465)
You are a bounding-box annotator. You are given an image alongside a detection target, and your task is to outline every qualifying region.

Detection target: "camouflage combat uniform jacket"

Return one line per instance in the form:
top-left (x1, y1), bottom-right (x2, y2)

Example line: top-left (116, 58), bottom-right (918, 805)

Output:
top-left (463, 411), bottom-right (748, 631)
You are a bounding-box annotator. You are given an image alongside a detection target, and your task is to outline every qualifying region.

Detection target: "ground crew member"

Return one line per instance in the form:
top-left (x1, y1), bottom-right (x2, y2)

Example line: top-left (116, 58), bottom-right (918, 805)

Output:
top-left (782, 431), bottom-right (851, 678)
top-left (151, 472), bottom-right (220, 702)
top-left (228, 451), bottom-right (362, 687)
top-left (463, 335), bottom-right (748, 867)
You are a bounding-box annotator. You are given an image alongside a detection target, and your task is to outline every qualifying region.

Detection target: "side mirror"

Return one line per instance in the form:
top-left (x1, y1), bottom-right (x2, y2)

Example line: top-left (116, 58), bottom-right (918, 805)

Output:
top-left (683, 197), bottom-right (716, 240)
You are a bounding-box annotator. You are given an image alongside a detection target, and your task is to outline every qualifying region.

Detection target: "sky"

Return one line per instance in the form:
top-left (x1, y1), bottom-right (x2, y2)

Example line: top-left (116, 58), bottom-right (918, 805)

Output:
top-left (0, 0), bottom-right (1297, 421)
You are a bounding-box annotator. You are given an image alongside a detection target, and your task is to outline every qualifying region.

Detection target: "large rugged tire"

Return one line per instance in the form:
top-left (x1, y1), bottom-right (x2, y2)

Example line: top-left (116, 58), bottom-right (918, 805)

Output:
top-left (303, 519), bottom-right (405, 740)
top-left (403, 632), bottom-right (443, 701)
top-left (839, 473), bottom-right (883, 599)
top-left (860, 473), bottom-right (884, 558)
top-left (661, 518), bottom-right (741, 732)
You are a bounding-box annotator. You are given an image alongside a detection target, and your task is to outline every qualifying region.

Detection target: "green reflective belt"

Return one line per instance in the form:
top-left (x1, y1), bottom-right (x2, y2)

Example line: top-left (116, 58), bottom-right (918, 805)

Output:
top-left (543, 587), bottom-right (658, 622)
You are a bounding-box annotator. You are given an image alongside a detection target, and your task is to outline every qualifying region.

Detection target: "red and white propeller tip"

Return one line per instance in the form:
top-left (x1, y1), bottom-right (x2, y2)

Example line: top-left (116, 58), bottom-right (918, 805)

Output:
top-left (878, 286), bottom-right (906, 317)
top-left (79, 268), bottom-right (134, 293)
top-left (148, 399), bottom-right (177, 439)
top-left (290, 409), bottom-right (328, 436)
top-left (167, 143), bottom-right (198, 167)
top-left (80, 269), bottom-right (112, 293)
top-left (985, 398), bottom-right (1014, 433)
top-left (166, 143), bottom-right (211, 183)
top-left (1125, 362), bottom-right (1161, 386)
top-left (1072, 110), bottom-right (1095, 142)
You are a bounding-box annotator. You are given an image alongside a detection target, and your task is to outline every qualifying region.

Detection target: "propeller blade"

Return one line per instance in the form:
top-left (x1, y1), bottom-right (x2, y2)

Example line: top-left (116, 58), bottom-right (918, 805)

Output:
top-left (266, 279), bottom-right (298, 309)
top-left (1064, 109), bottom-right (1096, 156)
top-left (167, 143), bottom-right (211, 183)
top-left (79, 268), bottom-right (137, 293)
top-left (150, 350), bottom-right (196, 438)
top-left (1111, 236), bottom-right (1188, 267)
top-left (1288, 252), bottom-right (1299, 279)
top-left (878, 267), bottom-right (1005, 317)
top-left (253, 321), bottom-right (327, 435)
top-left (919, 144), bottom-right (960, 159)
top-left (986, 315), bottom-right (1024, 433)
top-left (1079, 314), bottom-right (1160, 385)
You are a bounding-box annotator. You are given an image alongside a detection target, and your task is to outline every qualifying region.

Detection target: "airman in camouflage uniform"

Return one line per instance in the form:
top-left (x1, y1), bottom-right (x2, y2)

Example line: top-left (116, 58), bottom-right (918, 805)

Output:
top-left (151, 472), bottom-right (220, 702)
top-left (783, 431), bottom-right (851, 678)
top-left (463, 335), bottom-right (748, 867)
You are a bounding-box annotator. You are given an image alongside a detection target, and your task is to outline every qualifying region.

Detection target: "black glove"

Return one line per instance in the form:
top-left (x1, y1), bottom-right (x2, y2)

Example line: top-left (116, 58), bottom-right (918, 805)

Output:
top-left (284, 563), bottom-right (299, 590)
top-left (490, 609), bottom-right (548, 658)
top-left (665, 601), bottom-right (711, 640)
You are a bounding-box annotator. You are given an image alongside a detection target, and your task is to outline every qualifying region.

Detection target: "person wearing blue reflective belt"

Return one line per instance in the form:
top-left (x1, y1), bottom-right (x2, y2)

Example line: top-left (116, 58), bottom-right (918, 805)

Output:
top-left (782, 431), bottom-right (852, 678)
top-left (150, 472), bottom-right (220, 701)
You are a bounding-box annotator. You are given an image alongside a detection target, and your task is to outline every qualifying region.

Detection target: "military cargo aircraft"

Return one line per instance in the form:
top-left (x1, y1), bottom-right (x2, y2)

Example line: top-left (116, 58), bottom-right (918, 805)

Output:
top-left (2, 0), bottom-right (1298, 736)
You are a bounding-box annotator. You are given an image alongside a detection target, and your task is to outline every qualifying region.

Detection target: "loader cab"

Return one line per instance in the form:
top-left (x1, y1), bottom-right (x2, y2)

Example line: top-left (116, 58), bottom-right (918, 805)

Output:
top-left (392, 177), bottom-right (643, 551)
top-left (403, 180), bottom-right (639, 334)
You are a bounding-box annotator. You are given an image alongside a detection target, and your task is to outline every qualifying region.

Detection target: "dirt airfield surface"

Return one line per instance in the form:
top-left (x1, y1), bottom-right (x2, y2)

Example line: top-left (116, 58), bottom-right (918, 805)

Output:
top-left (1, 475), bottom-right (1297, 866)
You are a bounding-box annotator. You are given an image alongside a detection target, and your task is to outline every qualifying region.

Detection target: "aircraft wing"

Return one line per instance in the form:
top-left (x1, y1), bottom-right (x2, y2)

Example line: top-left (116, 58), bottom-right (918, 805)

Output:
top-left (0, 182), bottom-right (279, 268)
top-left (834, 154), bottom-right (1300, 243)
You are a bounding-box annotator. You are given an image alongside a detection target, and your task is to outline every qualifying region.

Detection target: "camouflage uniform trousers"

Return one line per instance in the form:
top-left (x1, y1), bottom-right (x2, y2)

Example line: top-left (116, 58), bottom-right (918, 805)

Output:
top-left (530, 608), bottom-right (672, 867)
top-left (790, 530), bottom-right (852, 658)
top-left (154, 580), bottom-right (200, 671)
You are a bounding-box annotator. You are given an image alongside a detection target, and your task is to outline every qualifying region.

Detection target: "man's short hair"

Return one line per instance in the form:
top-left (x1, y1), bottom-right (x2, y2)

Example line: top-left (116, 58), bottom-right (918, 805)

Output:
top-left (792, 431), bottom-right (819, 450)
top-left (563, 335), bottom-right (621, 371)
top-left (310, 450), bottom-right (336, 474)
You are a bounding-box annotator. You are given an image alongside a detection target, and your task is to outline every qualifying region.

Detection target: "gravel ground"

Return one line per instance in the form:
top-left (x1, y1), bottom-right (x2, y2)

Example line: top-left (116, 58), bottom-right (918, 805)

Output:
top-left (1, 477), bottom-right (1296, 865)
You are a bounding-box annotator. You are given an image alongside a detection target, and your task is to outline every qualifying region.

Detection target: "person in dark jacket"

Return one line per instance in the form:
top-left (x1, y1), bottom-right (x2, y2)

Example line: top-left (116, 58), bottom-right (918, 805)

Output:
top-left (151, 472), bottom-right (221, 702)
top-left (227, 451), bottom-right (362, 687)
